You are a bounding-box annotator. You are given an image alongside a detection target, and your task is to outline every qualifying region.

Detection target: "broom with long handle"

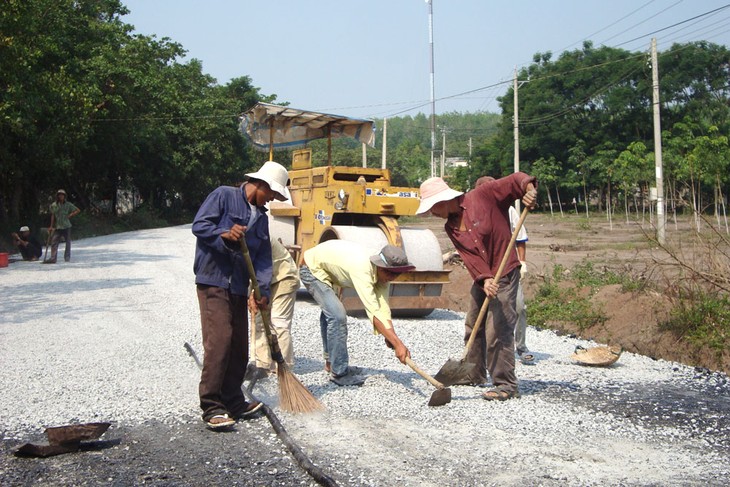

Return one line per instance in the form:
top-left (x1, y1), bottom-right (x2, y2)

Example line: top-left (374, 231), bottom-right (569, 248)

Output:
top-left (240, 237), bottom-right (324, 413)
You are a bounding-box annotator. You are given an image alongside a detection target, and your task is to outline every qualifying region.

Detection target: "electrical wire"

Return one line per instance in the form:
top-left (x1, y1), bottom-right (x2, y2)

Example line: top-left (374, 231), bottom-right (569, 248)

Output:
top-left (600, 0), bottom-right (685, 45)
top-left (556, 0), bottom-right (657, 54)
top-left (89, 4), bottom-right (729, 124)
top-left (612, 3), bottom-right (730, 47)
top-left (519, 65), bottom-right (644, 126)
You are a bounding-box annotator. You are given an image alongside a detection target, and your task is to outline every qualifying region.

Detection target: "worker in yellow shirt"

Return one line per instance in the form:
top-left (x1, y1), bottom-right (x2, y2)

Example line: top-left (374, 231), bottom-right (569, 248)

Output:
top-left (299, 241), bottom-right (415, 386)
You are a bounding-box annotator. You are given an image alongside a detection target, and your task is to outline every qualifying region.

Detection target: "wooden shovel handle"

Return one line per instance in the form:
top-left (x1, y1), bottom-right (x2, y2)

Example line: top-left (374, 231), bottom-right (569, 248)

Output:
top-left (461, 206), bottom-right (529, 360)
top-left (405, 357), bottom-right (446, 390)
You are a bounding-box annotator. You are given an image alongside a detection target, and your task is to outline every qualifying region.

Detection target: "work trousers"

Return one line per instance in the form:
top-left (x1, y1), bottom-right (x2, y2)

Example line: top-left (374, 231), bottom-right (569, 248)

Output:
top-left (19, 242), bottom-right (42, 261)
top-left (253, 276), bottom-right (298, 371)
top-left (50, 228), bottom-right (71, 262)
top-left (463, 268), bottom-right (520, 392)
top-left (514, 279), bottom-right (528, 355)
top-left (299, 265), bottom-right (350, 377)
top-left (196, 285), bottom-right (249, 420)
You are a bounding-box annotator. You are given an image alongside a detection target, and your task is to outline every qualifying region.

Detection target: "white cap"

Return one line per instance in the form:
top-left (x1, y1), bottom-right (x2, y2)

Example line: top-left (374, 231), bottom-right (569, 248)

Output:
top-left (244, 161), bottom-right (290, 201)
top-left (19, 226), bottom-right (30, 232)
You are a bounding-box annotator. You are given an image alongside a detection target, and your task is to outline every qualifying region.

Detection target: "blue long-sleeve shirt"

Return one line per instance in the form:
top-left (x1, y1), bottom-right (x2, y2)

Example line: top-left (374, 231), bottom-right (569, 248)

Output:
top-left (192, 184), bottom-right (272, 299)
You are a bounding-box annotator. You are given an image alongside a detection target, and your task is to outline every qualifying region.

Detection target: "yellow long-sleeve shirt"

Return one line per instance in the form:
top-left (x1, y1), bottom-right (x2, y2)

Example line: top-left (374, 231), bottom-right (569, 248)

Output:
top-left (303, 240), bottom-right (392, 331)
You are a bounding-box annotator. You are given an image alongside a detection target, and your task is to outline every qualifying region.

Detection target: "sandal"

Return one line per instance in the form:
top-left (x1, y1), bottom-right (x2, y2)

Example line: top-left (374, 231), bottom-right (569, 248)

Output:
top-left (482, 389), bottom-right (520, 401)
top-left (519, 352), bottom-right (535, 365)
top-left (205, 413), bottom-right (235, 429)
top-left (240, 401), bottom-right (263, 417)
top-left (231, 401), bottom-right (264, 420)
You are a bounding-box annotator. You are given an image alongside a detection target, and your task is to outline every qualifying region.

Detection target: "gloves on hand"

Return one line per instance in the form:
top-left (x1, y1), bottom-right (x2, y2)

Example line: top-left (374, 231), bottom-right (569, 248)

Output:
top-left (519, 261), bottom-right (527, 280)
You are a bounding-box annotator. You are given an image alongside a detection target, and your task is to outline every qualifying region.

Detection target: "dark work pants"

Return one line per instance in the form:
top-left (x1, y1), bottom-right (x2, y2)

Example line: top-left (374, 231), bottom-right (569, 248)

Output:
top-left (50, 228), bottom-right (71, 262)
top-left (196, 285), bottom-right (249, 420)
top-left (20, 242), bottom-right (42, 261)
top-left (463, 268), bottom-right (520, 392)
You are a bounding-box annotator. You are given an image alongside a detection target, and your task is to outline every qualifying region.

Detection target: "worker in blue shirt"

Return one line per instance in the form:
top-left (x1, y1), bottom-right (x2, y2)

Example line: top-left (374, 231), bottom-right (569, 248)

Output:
top-left (192, 160), bottom-right (289, 430)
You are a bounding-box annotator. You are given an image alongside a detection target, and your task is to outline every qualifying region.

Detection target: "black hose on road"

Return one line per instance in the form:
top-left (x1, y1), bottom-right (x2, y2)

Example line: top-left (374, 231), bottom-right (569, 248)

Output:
top-left (183, 342), bottom-right (338, 487)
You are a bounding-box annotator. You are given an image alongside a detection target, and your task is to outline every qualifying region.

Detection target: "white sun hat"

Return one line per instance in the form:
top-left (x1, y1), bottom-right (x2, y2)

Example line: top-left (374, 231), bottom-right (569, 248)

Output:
top-left (416, 177), bottom-right (464, 215)
top-left (244, 161), bottom-right (290, 201)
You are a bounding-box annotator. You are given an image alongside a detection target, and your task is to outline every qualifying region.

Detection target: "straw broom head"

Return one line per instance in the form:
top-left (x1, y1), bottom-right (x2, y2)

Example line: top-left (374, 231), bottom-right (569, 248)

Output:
top-left (240, 237), bottom-right (324, 413)
top-left (277, 365), bottom-right (325, 413)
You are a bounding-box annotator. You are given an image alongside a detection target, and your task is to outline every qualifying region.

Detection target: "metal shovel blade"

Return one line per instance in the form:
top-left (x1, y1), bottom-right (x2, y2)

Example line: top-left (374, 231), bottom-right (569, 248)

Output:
top-left (46, 422), bottom-right (110, 445)
top-left (428, 387), bottom-right (452, 407)
top-left (15, 442), bottom-right (80, 458)
top-left (433, 359), bottom-right (476, 387)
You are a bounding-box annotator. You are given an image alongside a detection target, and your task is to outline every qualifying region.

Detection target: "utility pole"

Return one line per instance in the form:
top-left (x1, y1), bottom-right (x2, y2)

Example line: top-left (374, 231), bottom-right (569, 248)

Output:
top-left (652, 38), bottom-right (666, 245)
top-left (427, 0), bottom-right (436, 178)
top-left (381, 117), bottom-right (387, 169)
top-left (440, 127), bottom-right (447, 178)
top-left (513, 66), bottom-right (521, 211)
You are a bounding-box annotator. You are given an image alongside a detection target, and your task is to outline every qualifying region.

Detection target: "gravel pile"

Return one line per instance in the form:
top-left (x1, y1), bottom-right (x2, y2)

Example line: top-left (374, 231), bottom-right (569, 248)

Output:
top-left (1, 225), bottom-right (728, 486)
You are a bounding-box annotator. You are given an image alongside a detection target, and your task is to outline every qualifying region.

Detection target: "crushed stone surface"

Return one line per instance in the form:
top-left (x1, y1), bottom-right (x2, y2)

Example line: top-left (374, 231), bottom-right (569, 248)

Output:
top-left (1, 225), bottom-right (728, 486)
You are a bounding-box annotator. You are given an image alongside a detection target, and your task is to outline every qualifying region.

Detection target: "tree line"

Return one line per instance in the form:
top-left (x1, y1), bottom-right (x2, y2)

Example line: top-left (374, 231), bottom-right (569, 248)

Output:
top-left (308, 41), bottom-right (729, 228)
top-left (1, 0), bottom-right (275, 230)
top-left (2, 1), bottom-right (729, 235)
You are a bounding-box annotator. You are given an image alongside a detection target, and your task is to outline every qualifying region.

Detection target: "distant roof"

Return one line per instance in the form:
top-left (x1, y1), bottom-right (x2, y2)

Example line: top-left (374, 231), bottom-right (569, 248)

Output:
top-left (240, 102), bottom-right (376, 151)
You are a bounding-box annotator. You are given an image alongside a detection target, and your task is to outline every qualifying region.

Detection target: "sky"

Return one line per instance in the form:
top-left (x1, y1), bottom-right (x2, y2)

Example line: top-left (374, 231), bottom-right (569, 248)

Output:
top-left (121, 1), bottom-right (730, 119)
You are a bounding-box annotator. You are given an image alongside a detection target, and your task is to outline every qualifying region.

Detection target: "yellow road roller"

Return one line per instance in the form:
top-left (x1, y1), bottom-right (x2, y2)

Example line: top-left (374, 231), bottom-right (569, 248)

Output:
top-left (240, 102), bottom-right (450, 316)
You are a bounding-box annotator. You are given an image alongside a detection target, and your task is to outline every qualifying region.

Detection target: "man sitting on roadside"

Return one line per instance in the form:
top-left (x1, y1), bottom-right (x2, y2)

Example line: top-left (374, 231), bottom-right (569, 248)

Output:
top-left (11, 226), bottom-right (43, 261)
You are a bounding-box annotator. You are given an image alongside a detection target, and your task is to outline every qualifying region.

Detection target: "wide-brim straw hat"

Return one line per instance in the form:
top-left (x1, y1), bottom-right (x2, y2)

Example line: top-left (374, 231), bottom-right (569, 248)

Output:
top-left (570, 345), bottom-right (622, 366)
top-left (416, 177), bottom-right (463, 215)
top-left (244, 161), bottom-right (290, 201)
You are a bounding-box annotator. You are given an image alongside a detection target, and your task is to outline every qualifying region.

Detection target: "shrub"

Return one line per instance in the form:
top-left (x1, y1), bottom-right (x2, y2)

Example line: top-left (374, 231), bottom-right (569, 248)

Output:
top-left (659, 293), bottom-right (730, 355)
top-left (528, 268), bottom-right (608, 331)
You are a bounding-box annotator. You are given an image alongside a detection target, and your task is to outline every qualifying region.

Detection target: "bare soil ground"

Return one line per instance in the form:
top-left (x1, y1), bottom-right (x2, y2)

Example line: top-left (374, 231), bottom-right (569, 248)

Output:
top-left (410, 211), bottom-right (730, 375)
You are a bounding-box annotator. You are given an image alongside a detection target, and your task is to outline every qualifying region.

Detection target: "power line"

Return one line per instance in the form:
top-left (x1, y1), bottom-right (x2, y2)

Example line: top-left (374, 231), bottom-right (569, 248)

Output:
top-left (612, 3), bottom-right (730, 47)
top-left (90, 5), bottom-right (730, 126)
top-left (518, 65), bottom-right (644, 126)
top-left (556, 0), bottom-right (657, 54)
top-left (663, 16), bottom-right (730, 46)
top-left (599, 0), bottom-right (685, 45)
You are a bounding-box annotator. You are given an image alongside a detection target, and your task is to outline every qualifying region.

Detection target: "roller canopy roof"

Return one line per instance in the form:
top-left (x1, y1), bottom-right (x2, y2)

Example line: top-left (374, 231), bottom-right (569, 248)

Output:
top-left (240, 102), bottom-right (376, 151)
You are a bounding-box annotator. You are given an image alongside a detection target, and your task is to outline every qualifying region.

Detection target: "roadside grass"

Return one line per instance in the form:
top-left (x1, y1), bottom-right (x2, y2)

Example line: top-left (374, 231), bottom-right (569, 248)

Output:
top-left (528, 279), bottom-right (607, 331)
top-left (529, 257), bottom-right (729, 358)
top-left (528, 261), bottom-right (646, 331)
top-left (659, 293), bottom-right (730, 357)
top-left (646, 212), bottom-right (730, 359)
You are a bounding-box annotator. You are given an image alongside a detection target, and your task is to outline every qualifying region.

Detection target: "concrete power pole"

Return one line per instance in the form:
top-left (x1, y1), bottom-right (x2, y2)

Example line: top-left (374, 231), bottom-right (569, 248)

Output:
top-left (381, 117), bottom-right (387, 169)
top-left (427, 0), bottom-right (436, 178)
top-left (440, 127), bottom-right (446, 177)
top-left (513, 66), bottom-right (521, 212)
top-left (652, 38), bottom-right (666, 245)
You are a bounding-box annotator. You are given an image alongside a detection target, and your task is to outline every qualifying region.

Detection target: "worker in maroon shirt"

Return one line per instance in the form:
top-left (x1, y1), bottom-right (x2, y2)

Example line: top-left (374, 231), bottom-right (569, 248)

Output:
top-left (416, 173), bottom-right (537, 401)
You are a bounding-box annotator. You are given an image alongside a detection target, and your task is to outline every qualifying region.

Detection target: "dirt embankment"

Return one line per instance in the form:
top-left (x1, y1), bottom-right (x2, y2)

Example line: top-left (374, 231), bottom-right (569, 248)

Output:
top-left (415, 212), bottom-right (730, 375)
